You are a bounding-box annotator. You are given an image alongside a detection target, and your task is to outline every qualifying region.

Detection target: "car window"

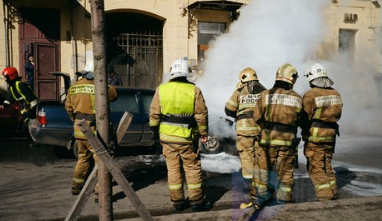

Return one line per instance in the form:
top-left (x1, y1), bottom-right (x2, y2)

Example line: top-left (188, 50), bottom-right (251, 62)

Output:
top-left (111, 93), bottom-right (139, 113)
top-left (141, 93), bottom-right (154, 115)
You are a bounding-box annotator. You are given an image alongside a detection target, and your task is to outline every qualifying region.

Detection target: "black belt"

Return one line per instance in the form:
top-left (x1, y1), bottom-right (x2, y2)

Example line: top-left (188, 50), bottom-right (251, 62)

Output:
top-left (161, 115), bottom-right (194, 124)
top-left (75, 113), bottom-right (96, 121)
top-left (264, 122), bottom-right (297, 133)
top-left (311, 121), bottom-right (340, 136)
top-left (237, 111), bottom-right (253, 120)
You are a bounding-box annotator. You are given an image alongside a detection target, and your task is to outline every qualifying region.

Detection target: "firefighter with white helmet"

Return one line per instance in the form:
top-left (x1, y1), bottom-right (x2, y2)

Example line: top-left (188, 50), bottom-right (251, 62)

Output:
top-left (65, 62), bottom-right (118, 197)
top-left (149, 57), bottom-right (211, 212)
top-left (225, 67), bottom-right (266, 198)
top-left (302, 63), bottom-right (343, 201)
top-left (0, 67), bottom-right (38, 126)
top-left (244, 63), bottom-right (302, 210)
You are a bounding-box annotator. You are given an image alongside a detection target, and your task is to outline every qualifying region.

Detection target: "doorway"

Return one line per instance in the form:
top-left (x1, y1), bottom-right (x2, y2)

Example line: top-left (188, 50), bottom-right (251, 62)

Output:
top-left (18, 8), bottom-right (61, 101)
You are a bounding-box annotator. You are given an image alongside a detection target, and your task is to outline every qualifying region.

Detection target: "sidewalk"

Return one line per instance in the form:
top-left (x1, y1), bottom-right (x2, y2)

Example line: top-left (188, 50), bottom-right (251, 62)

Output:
top-left (0, 148), bottom-right (381, 221)
top-left (119, 196), bottom-right (382, 221)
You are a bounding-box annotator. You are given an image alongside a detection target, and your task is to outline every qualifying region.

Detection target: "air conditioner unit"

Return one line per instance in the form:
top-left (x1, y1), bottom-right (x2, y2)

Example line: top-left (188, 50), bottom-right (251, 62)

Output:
top-left (372, 0), bottom-right (381, 8)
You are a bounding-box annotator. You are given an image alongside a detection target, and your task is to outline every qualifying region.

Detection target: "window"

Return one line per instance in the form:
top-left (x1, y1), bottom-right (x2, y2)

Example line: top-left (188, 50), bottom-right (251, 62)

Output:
top-left (198, 22), bottom-right (226, 63)
top-left (339, 29), bottom-right (357, 62)
top-left (111, 93), bottom-right (139, 113)
top-left (141, 93), bottom-right (154, 115)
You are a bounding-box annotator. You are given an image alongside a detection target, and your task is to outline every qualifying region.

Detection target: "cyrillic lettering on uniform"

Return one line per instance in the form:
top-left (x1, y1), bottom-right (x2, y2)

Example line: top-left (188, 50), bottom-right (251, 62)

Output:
top-left (240, 93), bottom-right (261, 104)
top-left (70, 84), bottom-right (95, 94)
top-left (315, 95), bottom-right (342, 107)
top-left (265, 94), bottom-right (302, 108)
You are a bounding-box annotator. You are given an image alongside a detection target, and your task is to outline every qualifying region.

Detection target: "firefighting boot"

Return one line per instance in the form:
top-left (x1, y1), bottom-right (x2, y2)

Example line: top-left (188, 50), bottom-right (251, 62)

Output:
top-left (173, 200), bottom-right (189, 212)
top-left (240, 189), bottom-right (276, 210)
top-left (71, 187), bottom-right (82, 196)
top-left (191, 201), bottom-right (212, 212)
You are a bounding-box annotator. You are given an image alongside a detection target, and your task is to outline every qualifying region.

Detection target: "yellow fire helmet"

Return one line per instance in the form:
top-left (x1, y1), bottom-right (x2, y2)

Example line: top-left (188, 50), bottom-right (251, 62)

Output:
top-left (275, 63), bottom-right (298, 85)
top-left (239, 67), bottom-right (258, 83)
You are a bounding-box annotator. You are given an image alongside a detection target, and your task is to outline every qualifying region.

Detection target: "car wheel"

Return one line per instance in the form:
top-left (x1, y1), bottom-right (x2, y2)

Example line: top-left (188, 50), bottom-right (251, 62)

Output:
top-left (199, 135), bottom-right (222, 154)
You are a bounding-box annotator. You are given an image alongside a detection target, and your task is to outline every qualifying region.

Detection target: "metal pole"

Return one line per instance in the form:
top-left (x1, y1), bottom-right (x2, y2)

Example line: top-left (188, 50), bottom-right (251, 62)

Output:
top-left (2, 0), bottom-right (9, 66)
top-left (89, 0), bottom-right (113, 220)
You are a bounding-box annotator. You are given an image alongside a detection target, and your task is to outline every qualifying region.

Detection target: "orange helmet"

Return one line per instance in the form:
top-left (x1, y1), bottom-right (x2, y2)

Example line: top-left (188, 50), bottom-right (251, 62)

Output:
top-left (2, 67), bottom-right (19, 80)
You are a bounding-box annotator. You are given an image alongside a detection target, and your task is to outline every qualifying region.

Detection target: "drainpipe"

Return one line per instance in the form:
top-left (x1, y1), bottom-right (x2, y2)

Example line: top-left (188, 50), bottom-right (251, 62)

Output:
top-left (2, 0), bottom-right (9, 67)
top-left (70, 0), bottom-right (77, 75)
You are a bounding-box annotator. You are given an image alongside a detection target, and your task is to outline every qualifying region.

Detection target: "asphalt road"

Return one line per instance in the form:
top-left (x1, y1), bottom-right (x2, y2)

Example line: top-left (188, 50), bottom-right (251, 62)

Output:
top-left (0, 135), bottom-right (381, 221)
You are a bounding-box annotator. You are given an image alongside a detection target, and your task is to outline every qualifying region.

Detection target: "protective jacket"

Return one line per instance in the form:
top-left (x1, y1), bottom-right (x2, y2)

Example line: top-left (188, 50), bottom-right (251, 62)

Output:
top-left (301, 87), bottom-right (342, 143)
top-left (3, 80), bottom-right (38, 118)
top-left (254, 87), bottom-right (302, 147)
top-left (225, 84), bottom-right (264, 136)
top-left (65, 78), bottom-right (118, 139)
top-left (149, 79), bottom-right (208, 144)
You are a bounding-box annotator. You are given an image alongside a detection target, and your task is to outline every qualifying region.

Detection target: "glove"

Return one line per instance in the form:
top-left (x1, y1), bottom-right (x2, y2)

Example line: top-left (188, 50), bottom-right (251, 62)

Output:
top-left (150, 126), bottom-right (159, 140)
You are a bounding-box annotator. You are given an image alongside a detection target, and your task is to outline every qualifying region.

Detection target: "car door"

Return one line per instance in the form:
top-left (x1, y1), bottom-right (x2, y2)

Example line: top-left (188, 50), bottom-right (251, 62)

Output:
top-left (110, 88), bottom-right (144, 146)
top-left (138, 90), bottom-right (155, 145)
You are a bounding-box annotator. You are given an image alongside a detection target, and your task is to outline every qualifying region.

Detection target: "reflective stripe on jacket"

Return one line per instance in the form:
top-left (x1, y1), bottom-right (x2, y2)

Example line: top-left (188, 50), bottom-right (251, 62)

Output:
top-left (158, 82), bottom-right (195, 142)
top-left (9, 81), bottom-right (38, 109)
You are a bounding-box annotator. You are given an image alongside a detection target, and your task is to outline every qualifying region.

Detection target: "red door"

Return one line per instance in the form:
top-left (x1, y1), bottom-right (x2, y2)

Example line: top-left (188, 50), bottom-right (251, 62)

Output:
top-left (18, 8), bottom-right (60, 101)
top-left (34, 43), bottom-right (60, 100)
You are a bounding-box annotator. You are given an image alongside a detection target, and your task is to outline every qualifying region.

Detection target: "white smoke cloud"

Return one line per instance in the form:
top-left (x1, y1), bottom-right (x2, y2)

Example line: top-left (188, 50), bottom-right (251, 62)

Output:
top-left (196, 0), bottom-right (382, 137)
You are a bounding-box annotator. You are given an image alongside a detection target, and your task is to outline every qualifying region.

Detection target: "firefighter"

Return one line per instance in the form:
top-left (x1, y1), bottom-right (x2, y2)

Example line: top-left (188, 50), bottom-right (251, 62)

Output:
top-left (224, 67), bottom-right (266, 194)
top-left (65, 63), bottom-right (118, 196)
top-left (0, 67), bottom-right (38, 126)
top-left (149, 57), bottom-right (211, 212)
top-left (301, 63), bottom-right (343, 201)
top-left (245, 63), bottom-right (302, 209)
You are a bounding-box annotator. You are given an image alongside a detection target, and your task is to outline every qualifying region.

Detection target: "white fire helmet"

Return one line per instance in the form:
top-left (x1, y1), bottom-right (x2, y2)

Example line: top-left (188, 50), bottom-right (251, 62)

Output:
top-left (169, 57), bottom-right (191, 80)
top-left (305, 63), bottom-right (328, 82)
top-left (276, 63), bottom-right (298, 85)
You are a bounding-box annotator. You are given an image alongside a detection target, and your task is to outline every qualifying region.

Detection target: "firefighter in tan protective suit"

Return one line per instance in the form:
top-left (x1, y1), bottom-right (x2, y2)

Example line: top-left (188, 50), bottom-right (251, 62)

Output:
top-left (243, 63), bottom-right (302, 210)
top-left (65, 64), bottom-right (118, 196)
top-left (224, 67), bottom-right (266, 193)
top-left (149, 57), bottom-right (211, 212)
top-left (301, 63), bottom-right (343, 201)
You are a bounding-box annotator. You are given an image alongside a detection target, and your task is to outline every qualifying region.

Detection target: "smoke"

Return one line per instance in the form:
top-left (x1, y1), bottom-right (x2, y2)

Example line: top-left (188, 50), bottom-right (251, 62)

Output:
top-left (196, 0), bottom-right (382, 137)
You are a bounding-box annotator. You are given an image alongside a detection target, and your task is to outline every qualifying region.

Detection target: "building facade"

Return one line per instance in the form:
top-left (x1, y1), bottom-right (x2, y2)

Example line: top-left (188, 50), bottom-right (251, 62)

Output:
top-left (0, 0), bottom-right (381, 100)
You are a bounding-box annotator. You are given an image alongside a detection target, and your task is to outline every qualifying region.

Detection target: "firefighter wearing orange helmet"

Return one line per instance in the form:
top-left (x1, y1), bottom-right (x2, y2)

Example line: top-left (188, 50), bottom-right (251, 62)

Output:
top-left (224, 67), bottom-right (266, 196)
top-left (301, 63), bottom-right (343, 201)
top-left (243, 63), bottom-right (302, 210)
top-left (0, 67), bottom-right (38, 125)
top-left (149, 57), bottom-right (211, 212)
top-left (65, 63), bottom-right (118, 196)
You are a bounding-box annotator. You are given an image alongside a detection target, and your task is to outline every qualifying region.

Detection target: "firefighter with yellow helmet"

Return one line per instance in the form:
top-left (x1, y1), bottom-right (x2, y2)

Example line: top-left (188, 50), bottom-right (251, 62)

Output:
top-left (0, 67), bottom-right (39, 126)
top-left (65, 62), bottom-right (118, 196)
top-left (301, 63), bottom-right (343, 201)
top-left (149, 57), bottom-right (211, 212)
top-left (244, 63), bottom-right (302, 210)
top-left (224, 67), bottom-right (266, 195)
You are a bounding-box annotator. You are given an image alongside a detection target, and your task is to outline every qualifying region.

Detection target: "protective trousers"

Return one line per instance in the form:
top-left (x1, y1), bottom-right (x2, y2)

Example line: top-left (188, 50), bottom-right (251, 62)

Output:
top-left (162, 142), bottom-right (204, 206)
top-left (251, 146), bottom-right (296, 203)
top-left (72, 139), bottom-right (98, 194)
top-left (236, 135), bottom-right (257, 180)
top-left (304, 142), bottom-right (337, 201)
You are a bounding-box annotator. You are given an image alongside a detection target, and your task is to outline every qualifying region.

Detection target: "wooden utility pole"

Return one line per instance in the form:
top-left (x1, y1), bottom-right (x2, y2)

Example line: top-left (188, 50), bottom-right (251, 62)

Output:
top-left (89, 0), bottom-right (113, 220)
